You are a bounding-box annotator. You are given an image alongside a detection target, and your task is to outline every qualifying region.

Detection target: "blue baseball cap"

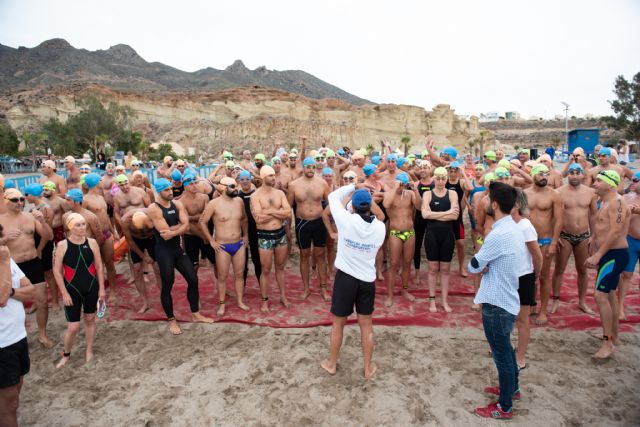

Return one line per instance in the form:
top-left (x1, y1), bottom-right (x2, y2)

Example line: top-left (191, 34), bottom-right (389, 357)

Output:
top-left (396, 157), bottom-right (407, 168)
top-left (386, 153), bottom-right (398, 162)
top-left (66, 188), bottom-right (83, 203)
top-left (25, 183), bottom-right (43, 197)
top-left (171, 169), bottom-right (183, 182)
top-left (238, 170), bottom-right (252, 180)
top-left (442, 146), bottom-right (458, 158)
top-left (352, 189), bottom-right (372, 209)
top-left (371, 155), bottom-right (381, 165)
top-left (154, 178), bottom-right (171, 193)
top-left (302, 157), bottom-right (316, 167)
top-left (396, 172), bottom-right (410, 185)
top-left (321, 167), bottom-right (334, 176)
top-left (599, 147), bottom-right (612, 156)
top-left (568, 163), bottom-right (584, 173)
top-left (363, 164), bottom-right (377, 177)
top-left (84, 173), bottom-right (101, 189)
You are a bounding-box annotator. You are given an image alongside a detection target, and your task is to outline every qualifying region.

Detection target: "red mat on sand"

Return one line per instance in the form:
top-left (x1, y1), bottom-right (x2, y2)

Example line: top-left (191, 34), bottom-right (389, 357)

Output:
top-left (107, 266), bottom-right (640, 331)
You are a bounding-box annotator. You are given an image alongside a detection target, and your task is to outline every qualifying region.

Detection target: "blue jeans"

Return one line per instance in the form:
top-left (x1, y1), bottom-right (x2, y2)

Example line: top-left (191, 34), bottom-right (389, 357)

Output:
top-left (482, 303), bottom-right (518, 411)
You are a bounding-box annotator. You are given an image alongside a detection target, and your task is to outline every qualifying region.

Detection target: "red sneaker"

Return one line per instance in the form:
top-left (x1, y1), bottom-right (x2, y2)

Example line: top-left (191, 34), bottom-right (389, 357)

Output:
top-left (475, 402), bottom-right (513, 420)
top-left (484, 386), bottom-right (521, 400)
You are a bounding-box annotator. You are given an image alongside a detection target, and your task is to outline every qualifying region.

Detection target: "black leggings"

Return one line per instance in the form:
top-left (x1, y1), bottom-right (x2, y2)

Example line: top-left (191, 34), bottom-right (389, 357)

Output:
top-left (413, 210), bottom-right (428, 270)
top-left (243, 226), bottom-right (262, 283)
top-left (156, 245), bottom-right (200, 318)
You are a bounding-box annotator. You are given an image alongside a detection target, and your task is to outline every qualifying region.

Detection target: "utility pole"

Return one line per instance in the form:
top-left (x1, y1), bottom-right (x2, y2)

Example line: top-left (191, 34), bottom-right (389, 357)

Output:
top-left (561, 102), bottom-right (569, 136)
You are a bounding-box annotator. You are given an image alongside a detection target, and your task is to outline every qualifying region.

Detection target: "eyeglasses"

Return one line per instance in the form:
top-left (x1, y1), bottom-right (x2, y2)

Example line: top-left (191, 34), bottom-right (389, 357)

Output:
top-left (495, 172), bottom-right (510, 178)
top-left (7, 197), bottom-right (25, 203)
top-left (314, 156), bottom-right (325, 161)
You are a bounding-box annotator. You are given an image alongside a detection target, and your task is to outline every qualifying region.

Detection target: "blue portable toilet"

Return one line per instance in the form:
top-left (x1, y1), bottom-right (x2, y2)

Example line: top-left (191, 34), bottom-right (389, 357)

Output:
top-left (567, 129), bottom-right (599, 155)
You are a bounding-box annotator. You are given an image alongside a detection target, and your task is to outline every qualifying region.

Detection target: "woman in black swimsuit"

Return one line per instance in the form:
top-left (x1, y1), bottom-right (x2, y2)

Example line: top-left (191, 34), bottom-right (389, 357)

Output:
top-left (53, 213), bottom-right (105, 368)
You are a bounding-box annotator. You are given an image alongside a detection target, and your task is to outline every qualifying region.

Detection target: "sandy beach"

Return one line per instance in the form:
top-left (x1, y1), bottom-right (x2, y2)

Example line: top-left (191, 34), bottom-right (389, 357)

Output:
top-left (19, 313), bottom-right (640, 426)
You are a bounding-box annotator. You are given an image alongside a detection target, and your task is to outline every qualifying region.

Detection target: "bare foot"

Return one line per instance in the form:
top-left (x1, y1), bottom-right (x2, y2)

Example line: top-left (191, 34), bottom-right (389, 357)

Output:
top-left (38, 336), bottom-right (55, 349)
top-left (550, 298), bottom-right (560, 314)
top-left (618, 310), bottom-right (626, 321)
top-left (534, 313), bottom-right (548, 325)
top-left (471, 303), bottom-right (480, 311)
top-left (384, 297), bottom-right (393, 308)
top-left (320, 359), bottom-right (337, 375)
top-left (377, 272), bottom-right (385, 281)
top-left (238, 302), bottom-right (250, 311)
top-left (260, 301), bottom-right (270, 314)
top-left (137, 303), bottom-right (150, 314)
top-left (85, 350), bottom-right (94, 363)
top-left (321, 288), bottom-right (331, 302)
top-left (593, 342), bottom-right (615, 359)
top-left (280, 297), bottom-right (292, 308)
top-left (364, 362), bottom-right (378, 379)
top-left (401, 290), bottom-right (415, 302)
top-left (168, 320), bottom-right (182, 335)
top-left (460, 270), bottom-right (469, 278)
top-left (443, 303), bottom-right (453, 313)
top-left (429, 301), bottom-right (437, 313)
top-left (56, 355), bottom-right (70, 369)
top-left (613, 336), bottom-right (622, 346)
top-left (299, 290), bottom-right (311, 301)
top-left (192, 312), bottom-right (215, 324)
top-left (217, 304), bottom-right (226, 317)
top-left (579, 303), bottom-right (596, 315)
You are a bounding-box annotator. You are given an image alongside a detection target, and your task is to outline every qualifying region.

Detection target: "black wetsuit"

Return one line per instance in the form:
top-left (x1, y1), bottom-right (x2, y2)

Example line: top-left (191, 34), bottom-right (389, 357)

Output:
top-left (153, 201), bottom-right (199, 319)
top-left (425, 189), bottom-right (455, 262)
top-left (445, 179), bottom-right (465, 240)
top-left (240, 188), bottom-right (262, 284)
top-left (62, 238), bottom-right (98, 322)
top-left (414, 180), bottom-right (435, 270)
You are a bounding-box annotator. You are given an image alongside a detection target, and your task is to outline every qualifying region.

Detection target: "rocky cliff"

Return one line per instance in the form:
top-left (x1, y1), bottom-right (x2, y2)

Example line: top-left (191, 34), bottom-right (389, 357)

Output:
top-left (0, 84), bottom-right (480, 158)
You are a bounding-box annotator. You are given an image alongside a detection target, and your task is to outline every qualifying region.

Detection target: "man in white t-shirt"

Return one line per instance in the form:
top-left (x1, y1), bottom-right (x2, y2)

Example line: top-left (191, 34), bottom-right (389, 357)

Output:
top-left (0, 226), bottom-right (36, 427)
top-left (320, 184), bottom-right (386, 379)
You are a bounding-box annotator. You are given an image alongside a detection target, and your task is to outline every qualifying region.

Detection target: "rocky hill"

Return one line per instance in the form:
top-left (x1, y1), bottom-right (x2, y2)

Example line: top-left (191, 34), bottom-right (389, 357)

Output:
top-left (0, 38), bottom-right (371, 105)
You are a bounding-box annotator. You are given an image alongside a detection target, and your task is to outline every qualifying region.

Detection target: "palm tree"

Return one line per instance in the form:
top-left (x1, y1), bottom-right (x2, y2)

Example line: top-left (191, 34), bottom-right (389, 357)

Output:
top-left (401, 135), bottom-right (412, 156)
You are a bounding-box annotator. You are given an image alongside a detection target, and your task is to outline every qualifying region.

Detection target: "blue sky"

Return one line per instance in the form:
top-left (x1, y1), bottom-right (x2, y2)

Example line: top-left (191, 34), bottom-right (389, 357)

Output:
top-left (1, 0), bottom-right (639, 118)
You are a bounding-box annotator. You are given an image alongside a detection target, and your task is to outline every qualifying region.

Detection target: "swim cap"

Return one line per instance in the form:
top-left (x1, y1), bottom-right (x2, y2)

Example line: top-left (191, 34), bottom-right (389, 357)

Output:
top-left (363, 164), bottom-right (376, 177)
top-left (254, 153), bottom-right (267, 162)
top-left (336, 149), bottom-right (345, 156)
top-left (597, 170), bottom-right (620, 188)
top-left (302, 157), bottom-right (316, 167)
top-left (4, 179), bottom-right (15, 189)
top-left (80, 164), bottom-right (91, 172)
top-left (115, 174), bottom-right (129, 185)
top-left (434, 167), bottom-right (448, 177)
top-left (568, 163), bottom-right (584, 173)
top-left (396, 157), bottom-right (407, 168)
top-left (66, 188), bottom-right (84, 203)
top-left (290, 148), bottom-right (299, 155)
top-left (634, 171), bottom-right (640, 180)
top-left (442, 146), bottom-right (458, 159)
top-left (495, 167), bottom-right (511, 178)
top-left (175, 159), bottom-right (185, 166)
top-left (131, 211), bottom-right (149, 229)
top-left (42, 181), bottom-right (56, 192)
top-left (343, 171), bottom-right (357, 179)
top-left (322, 167), bottom-right (334, 176)
top-left (573, 147), bottom-right (585, 156)
top-left (518, 148), bottom-right (530, 155)
top-left (259, 165), bottom-right (275, 179)
top-left (474, 163), bottom-right (486, 171)
top-left (386, 153), bottom-right (398, 162)
top-left (183, 174), bottom-right (198, 187)
top-left (351, 189), bottom-right (372, 209)
top-left (220, 177), bottom-right (236, 187)
top-left (484, 151), bottom-right (497, 161)
top-left (419, 159), bottom-right (431, 168)
top-left (484, 172), bottom-right (496, 184)
top-left (371, 155), bottom-right (381, 165)
top-left (154, 178), bottom-right (171, 193)
top-left (271, 156), bottom-right (281, 164)
top-left (524, 160), bottom-right (538, 170)
top-left (223, 151), bottom-right (233, 159)
top-left (43, 160), bottom-right (56, 169)
top-left (84, 173), bottom-right (101, 189)
top-left (352, 152), bottom-right (365, 160)
top-left (65, 212), bottom-right (84, 230)
top-left (64, 155), bottom-right (76, 163)
top-left (396, 172), bottom-right (410, 184)
top-left (531, 164), bottom-right (549, 176)
top-left (131, 170), bottom-right (144, 178)
top-left (498, 159), bottom-right (511, 169)
top-left (3, 188), bottom-right (22, 200)
top-left (599, 147), bottom-right (612, 156)
top-left (25, 183), bottom-right (43, 197)
top-left (238, 170), bottom-right (252, 180)
top-left (171, 169), bottom-right (183, 182)
top-left (163, 155), bottom-right (173, 164)
top-left (325, 149), bottom-right (336, 158)
top-left (225, 160), bottom-right (235, 168)
top-left (448, 161), bottom-right (461, 169)
top-left (538, 154), bottom-right (552, 163)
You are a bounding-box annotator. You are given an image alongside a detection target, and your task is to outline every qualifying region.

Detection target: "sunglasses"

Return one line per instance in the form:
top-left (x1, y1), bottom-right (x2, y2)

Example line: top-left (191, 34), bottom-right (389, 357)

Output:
top-left (223, 183), bottom-right (237, 189)
top-left (118, 181), bottom-right (129, 185)
top-left (344, 177), bottom-right (356, 181)
top-left (177, 165), bottom-right (185, 168)
top-left (7, 197), bottom-right (25, 203)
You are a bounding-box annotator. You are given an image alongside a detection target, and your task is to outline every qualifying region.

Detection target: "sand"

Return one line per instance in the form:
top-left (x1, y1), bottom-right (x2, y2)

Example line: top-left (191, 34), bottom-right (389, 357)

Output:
top-left (19, 314), bottom-right (640, 426)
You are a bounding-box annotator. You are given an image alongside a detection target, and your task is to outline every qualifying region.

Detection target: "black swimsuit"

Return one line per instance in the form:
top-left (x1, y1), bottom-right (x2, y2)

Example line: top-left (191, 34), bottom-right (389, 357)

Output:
top-left (63, 238), bottom-right (98, 322)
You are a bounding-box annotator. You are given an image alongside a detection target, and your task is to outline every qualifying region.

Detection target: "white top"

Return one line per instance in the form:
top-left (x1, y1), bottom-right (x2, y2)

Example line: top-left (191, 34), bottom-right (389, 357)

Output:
top-left (0, 260), bottom-right (27, 348)
top-left (516, 218), bottom-right (538, 276)
top-left (329, 184), bottom-right (386, 282)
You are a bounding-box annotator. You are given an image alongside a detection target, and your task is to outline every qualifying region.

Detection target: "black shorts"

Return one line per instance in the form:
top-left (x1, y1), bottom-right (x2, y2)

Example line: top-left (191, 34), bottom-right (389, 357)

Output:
top-left (130, 237), bottom-right (156, 264)
top-left (330, 269), bottom-right (375, 317)
top-left (64, 282), bottom-right (99, 323)
top-left (107, 204), bottom-right (114, 218)
top-left (184, 234), bottom-right (214, 266)
top-left (39, 240), bottom-right (54, 271)
top-left (0, 337), bottom-right (30, 389)
top-left (596, 248), bottom-right (629, 293)
top-left (295, 217), bottom-right (326, 249)
top-left (518, 272), bottom-right (536, 306)
top-left (425, 226), bottom-right (455, 262)
top-left (16, 257), bottom-right (45, 284)
top-left (452, 218), bottom-right (465, 240)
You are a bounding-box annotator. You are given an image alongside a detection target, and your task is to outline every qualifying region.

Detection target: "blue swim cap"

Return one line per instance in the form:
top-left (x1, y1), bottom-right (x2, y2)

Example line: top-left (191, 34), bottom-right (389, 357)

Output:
top-left (4, 179), bottom-right (15, 189)
top-left (154, 178), bottom-right (172, 193)
top-left (599, 147), bottom-right (612, 156)
top-left (171, 169), bottom-right (183, 182)
top-left (386, 153), bottom-right (398, 162)
top-left (396, 157), bottom-right (407, 168)
top-left (448, 161), bottom-right (462, 169)
top-left (66, 188), bottom-right (83, 203)
top-left (442, 146), bottom-right (458, 158)
top-left (363, 164), bottom-right (377, 177)
top-left (322, 167), bottom-right (334, 176)
top-left (352, 189), bottom-right (372, 209)
top-left (633, 171), bottom-right (640, 180)
top-left (182, 173), bottom-right (197, 187)
top-left (303, 157), bottom-right (316, 167)
top-left (25, 183), bottom-right (43, 197)
top-left (371, 155), bottom-right (381, 165)
top-left (84, 173), bottom-right (101, 189)
top-left (337, 148), bottom-right (345, 156)
top-left (396, 172), bottom-right (410, 185)
top-left (568, 163), bottom-right (584, 173)
top-left (238, 170), bottom-right (252, 180)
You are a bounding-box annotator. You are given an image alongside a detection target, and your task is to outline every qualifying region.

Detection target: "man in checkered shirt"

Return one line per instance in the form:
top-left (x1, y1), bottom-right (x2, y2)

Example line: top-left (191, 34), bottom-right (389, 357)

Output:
top-left (468, 182), bottom-right (524, 420)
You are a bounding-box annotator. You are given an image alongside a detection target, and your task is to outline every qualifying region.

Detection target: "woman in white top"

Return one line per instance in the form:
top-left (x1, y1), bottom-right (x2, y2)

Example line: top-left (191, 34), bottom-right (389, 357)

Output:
top-left (618, 140), bottom-right (630, 164)
top-left (512, 189), bottom-right (542, 369)
top-left (0, 224), bottom-right (36, 426)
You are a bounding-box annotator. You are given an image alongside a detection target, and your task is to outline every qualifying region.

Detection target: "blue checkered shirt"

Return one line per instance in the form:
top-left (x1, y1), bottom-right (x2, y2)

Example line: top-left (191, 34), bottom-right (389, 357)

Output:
top-left (468, 215), bottom-right (523, 315)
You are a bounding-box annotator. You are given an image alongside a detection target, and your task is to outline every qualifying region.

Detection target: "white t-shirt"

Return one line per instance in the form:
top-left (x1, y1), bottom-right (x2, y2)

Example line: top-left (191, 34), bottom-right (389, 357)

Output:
top-left (516, 218), bottom-right (537, 277)
top-left (0, 260), bottom-right (27, 347)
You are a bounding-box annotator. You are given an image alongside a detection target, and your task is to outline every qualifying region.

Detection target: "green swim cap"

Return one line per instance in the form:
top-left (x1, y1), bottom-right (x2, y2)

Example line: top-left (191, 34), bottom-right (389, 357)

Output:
top-left (42, 181), bottom-right (56, 191)
top-left (115, 174), bottom-right (129, 184)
